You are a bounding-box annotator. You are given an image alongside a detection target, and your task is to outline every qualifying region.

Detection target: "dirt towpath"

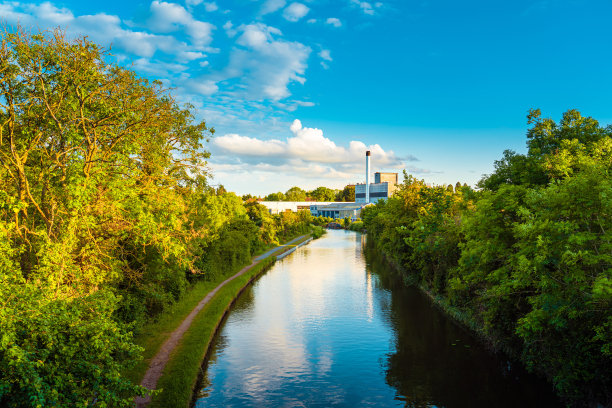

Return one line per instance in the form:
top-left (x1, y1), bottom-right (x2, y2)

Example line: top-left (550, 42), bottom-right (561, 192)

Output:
top-left (135, 234), bottom-right (309, 407)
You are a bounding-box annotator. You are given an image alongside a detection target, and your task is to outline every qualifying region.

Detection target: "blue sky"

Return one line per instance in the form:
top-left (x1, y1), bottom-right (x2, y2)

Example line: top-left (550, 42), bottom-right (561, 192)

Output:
top-left (2, 0), bottom-right (611, 195)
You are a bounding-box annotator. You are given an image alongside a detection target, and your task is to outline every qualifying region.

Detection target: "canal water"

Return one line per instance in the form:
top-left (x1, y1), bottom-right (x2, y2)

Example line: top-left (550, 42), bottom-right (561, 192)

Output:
top-left (194, 230), bottom-right (561, 407)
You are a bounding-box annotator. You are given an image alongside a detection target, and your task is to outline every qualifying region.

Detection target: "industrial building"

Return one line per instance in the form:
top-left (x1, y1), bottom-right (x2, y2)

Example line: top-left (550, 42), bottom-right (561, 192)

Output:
top-left (355, 151), bottom-right (399, 203)
top-left (260, 151), bottom-right (397, 220)
top-left (259, 201), bottom-right (333, 215)
top-left (309, 202), bottom-right (366, 221)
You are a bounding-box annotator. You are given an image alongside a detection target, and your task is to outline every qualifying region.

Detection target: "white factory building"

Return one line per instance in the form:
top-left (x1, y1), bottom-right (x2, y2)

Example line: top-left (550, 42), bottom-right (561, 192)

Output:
top-left (309, 202), bottom-right (366, 221)
top-left (355, 171), bottom-right (399, 204)
top-left (259, 201), bottom-right (333, 215)
top-left (259, 151), bottom-right (398, 220)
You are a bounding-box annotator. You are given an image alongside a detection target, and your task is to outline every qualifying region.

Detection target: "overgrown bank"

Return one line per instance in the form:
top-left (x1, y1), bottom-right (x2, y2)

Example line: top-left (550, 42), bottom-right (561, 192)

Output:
top-left (362, 110), bottom-right (611, 407)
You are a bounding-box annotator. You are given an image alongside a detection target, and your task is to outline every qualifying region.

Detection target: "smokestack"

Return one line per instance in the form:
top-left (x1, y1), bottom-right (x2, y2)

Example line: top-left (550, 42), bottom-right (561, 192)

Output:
top-left (365, 151), bottom-right (371, 203)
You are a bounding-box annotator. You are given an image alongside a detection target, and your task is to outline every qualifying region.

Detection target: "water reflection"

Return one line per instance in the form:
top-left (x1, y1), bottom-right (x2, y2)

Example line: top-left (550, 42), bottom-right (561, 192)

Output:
top-left (194, 230), bottom-right (561, 408)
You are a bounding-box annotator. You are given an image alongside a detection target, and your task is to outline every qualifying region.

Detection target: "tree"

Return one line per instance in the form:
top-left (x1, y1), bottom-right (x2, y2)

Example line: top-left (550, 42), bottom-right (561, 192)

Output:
top-left (309, 186), bottom-right (336, 201)
top-left (335, 185), bottom-right (355, 202)
top-left (527, 108), bottom-right (611, 156)
top-left (285, 186), bottom-right (307, 201)
top-left (0, 27), bottom-right (213, 406)
top-left (343, 217), bottom-right (351, 228)
top-left (264, 191), bottom-right (286, 201)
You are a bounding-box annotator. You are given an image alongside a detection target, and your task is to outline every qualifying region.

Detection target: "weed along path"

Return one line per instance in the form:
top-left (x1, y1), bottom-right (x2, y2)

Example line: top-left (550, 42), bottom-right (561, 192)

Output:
top-left (135, 234), bottom-right (312, 408)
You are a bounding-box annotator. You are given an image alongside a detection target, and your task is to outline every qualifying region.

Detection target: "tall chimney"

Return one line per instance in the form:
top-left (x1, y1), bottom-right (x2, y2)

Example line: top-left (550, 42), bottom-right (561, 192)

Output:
top-left (365, 151), bottom-right (371, 203)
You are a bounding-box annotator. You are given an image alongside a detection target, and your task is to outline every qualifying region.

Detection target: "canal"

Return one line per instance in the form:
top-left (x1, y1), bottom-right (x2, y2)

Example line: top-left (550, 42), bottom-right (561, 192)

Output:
top-left (194, 230), bottom-right (561, 407)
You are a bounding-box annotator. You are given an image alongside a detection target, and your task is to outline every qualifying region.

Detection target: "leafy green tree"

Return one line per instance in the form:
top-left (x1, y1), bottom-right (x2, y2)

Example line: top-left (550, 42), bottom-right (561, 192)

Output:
top-left (335, 185), bottom-right (355, 201)
top-left (343, 217), bottom-right (351, 228)
top-left (308, 186), bottom-right (336, 201)
top-left (526, 108), bottom-right (611, 156)
top-left (363, 110), bottom-right (612, 404)
top-left (285, 186), bottom-right (307, 201)
top-left (0, 27), bottom-right (214, 406)
top-left (264, 192), bottom-right (286, 201)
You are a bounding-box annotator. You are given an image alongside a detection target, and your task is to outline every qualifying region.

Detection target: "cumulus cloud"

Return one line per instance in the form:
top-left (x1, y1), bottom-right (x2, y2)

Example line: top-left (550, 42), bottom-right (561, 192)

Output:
top-left (147, 1), bottom-right (214, 48)
top-left (282, 3), bottom-right (310, 22)
top-left (210, 120), bottom-right (416, 191)
top-left (261, 0), bottom-right (286, 15)
top-left (186, 79), bottom-right (219, 95)
top-left (215, 134), bottom-right (286, 156)
top-left (326, 17), bottom-right (342, 27)
top-left (0, 1), bottom-right (212, 61)
top-left (222, 23), bottom-right (311, 100)
top-left (203, 2), bottom-right (218, 12)
top-left (350, 0), bottom-right (383, 15)
top-left (213, 119), bottom-right (409, 167)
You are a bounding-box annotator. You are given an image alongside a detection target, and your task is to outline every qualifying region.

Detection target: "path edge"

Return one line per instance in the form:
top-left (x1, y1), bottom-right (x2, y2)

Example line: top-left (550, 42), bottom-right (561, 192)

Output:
top-left (137, 233), bottom-right (314, 408)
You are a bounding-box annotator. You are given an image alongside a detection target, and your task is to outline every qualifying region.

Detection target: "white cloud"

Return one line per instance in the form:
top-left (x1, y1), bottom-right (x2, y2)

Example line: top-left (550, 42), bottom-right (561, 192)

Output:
top-left (307, 18), bottom-right (317, 24)
top-left (215, 134), bottom-right (286, 156)
top-left (204, 2), bottom-right (218, 12)
top-left (350, 0), bottom-right (375, 15)
top-left (147, 1), bottom-right (214, 48)
top-left (282, 2), bottom-right (310, 22)
top-left (261, 0), bottom-right (286, 15)
top-left (318, 49), bottom-right (332, 61)
top-left (223, 20), bottom-right (237, 37)
top-left (223, 23), bottom-right (311, 100)
top-left (0, 1), bottom-right (210, 62)
top-left (186, 79), bottom-right (219, 95)
top-left (210, 120), bottom-right (414, 193)
top-left (213, 119), bottom-right (407, 166)
top-left (326, 17), bottom-right (342, 27)
top-left (131, 58), bottom-right (190, 76)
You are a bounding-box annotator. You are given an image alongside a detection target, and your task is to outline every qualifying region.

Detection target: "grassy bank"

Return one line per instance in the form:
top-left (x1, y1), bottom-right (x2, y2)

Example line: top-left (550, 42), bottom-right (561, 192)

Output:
top-left (125, 231), bottom-right (315, 407)
top-left (150, 257), bottom-right (276, 408)
top-left (265, 234), bottom-right (313, 258)
top-left (124, 233), bottom-right (307, 385)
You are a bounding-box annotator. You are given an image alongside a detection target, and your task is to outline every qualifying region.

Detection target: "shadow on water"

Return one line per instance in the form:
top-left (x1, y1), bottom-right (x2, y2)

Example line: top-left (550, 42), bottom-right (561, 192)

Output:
top-left (364, 240), bottom-right (561, 408)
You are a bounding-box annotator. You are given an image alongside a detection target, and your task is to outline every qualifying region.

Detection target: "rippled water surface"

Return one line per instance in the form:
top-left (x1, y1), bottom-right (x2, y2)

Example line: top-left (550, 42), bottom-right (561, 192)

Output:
top-left (194, 230), bottom-right (561, 407)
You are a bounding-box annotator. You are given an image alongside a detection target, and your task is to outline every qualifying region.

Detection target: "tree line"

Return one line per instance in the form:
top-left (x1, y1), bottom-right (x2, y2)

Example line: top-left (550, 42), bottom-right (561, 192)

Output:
top-left (244, 184), bottom-right (355, 202)
top-left (0, 29), bottom-right (317, 406)
top-left (361, 109), bottom-right (611, 406)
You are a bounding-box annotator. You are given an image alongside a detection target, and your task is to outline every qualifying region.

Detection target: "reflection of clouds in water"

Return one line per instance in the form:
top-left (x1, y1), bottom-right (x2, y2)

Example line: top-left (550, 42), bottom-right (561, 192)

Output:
top-left (196, 231), bottom-right (396, 407)
top-left (218, 308), bottom-right (310, 402)
top-left (366, 270), bottom-right (374, 322)
top-left (317, 347), bottom-right (333, 376)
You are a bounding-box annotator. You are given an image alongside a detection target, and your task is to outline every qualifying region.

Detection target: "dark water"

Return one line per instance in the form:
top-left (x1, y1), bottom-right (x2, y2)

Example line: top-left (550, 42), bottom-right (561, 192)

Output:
top-left (194, 230), bottom-right (561, 408)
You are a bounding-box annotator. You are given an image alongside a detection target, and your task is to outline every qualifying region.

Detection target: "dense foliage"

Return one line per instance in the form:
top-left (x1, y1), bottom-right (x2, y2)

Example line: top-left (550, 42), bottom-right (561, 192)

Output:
top-left (262, 184), bottom-right (356, 202)
top-left (362, 109), bottom-right (612, 406)
top-left (0, 29), bottom-right (314, 407)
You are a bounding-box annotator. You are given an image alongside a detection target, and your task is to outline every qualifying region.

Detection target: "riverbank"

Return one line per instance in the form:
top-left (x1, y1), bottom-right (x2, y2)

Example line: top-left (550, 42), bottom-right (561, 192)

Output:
top-left (371, 244), bottom-right (515, 356)
top-left (363, 239), bottom-right (568, 404)
top-left (129, 233), bottom-right (316, 408)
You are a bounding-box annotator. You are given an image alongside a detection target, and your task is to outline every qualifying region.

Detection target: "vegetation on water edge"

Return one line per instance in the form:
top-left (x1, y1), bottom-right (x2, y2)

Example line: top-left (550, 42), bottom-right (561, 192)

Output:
top-left (362, 109), bottom-right (612, 406)
top-left (0, 28), bottom-right (319, 407)
top-left (150, 257), bottom-right (277, 408)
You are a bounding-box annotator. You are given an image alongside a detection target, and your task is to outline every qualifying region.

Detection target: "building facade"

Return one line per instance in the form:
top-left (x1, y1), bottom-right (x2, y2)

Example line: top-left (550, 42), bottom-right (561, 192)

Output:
top-left (259, 201), bottom-right (333, 215)
top-left (309, 202), bottom-right (367, 221)
top-left (355, 172), bottom-right (399, 204)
